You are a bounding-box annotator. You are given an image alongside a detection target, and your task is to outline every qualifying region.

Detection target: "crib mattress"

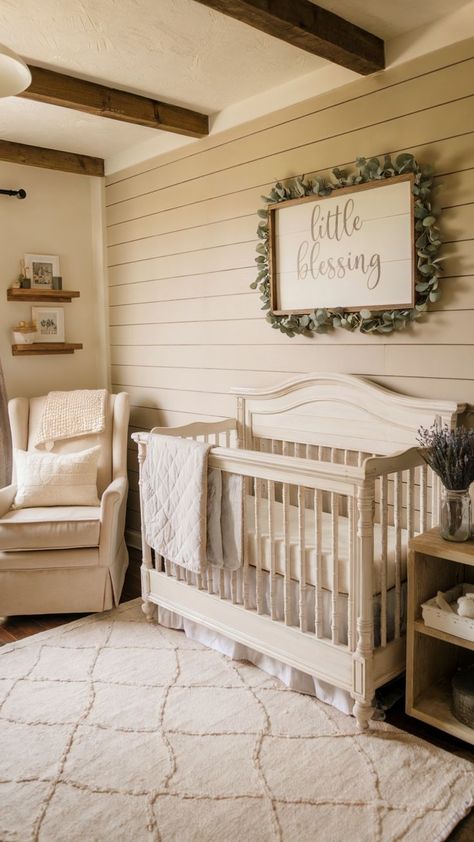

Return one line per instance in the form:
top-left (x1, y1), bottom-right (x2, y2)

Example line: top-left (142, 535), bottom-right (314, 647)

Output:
top-left (245, 495), bottom-right (407, 596)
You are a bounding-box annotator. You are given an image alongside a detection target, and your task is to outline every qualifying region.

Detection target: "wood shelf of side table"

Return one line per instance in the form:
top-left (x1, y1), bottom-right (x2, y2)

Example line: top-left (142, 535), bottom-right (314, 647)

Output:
top-left (406, 529), bottom-right (474, 744)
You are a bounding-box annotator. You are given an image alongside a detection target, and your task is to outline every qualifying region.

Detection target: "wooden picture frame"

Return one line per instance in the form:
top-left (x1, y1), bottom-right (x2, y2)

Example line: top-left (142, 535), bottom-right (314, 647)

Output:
top-left (24, 253), bottom-right (60, 290)
top-left (268, 173), bottom-right (415, 315)
top-left (32, 306), bottom-right (65, 343)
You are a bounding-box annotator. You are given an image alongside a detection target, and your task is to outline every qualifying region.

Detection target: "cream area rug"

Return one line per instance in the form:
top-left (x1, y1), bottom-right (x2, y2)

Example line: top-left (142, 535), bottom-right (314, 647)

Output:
top-left (0, 600), bottom-right (473, 842)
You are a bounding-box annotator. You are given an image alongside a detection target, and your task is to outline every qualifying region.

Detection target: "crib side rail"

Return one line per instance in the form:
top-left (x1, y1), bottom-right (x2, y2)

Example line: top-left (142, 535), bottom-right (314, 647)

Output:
top-left (208, 446), bottom-right (365, 494)
top-left (362, 446), bottom-right (425, 478)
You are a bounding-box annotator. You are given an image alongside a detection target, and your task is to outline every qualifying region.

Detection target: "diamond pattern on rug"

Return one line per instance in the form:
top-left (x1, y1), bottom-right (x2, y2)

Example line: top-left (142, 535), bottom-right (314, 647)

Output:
top-left (40, 783), bottom-right (151, 841)
top-left (0, 598), bottom-right (473, 842)
top-left (2, 678), bottom-right (89, 725)
top-left (63, 724), bottom-right (171, 792)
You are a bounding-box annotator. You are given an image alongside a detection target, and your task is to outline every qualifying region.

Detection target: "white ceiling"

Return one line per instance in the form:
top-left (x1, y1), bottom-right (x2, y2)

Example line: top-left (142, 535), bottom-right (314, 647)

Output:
top-left (0, 0), bottom-right (471, 174)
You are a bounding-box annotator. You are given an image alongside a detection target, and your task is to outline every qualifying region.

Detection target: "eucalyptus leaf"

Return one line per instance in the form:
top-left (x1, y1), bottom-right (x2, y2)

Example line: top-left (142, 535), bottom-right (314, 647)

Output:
top-left (414, 205), bottom-right (428, 219)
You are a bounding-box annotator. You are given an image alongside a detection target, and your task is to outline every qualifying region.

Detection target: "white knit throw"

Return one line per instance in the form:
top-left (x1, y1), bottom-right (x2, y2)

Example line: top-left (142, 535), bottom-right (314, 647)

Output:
top-left (36, 389), bottom-right (107, 448)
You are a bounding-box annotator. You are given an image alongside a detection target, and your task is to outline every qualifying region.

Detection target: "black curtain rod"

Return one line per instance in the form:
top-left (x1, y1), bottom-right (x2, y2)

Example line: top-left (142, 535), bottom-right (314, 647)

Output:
top-left (0, 188), bottom-right (26, 199)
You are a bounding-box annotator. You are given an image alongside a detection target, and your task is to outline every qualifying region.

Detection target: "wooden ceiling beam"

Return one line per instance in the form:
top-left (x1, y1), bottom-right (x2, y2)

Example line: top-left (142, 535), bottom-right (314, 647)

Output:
top-left (193, 0), bottom-right (384, 75)
top-left (0, 139), bottom-right (104, 177)
top-left (19, 66), bottom-right (209, 138)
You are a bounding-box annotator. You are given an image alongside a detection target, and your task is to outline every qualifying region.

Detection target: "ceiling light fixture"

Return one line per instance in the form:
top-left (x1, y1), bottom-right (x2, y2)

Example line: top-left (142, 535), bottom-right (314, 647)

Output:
top-left (0, 42), bottom-right (31, 97)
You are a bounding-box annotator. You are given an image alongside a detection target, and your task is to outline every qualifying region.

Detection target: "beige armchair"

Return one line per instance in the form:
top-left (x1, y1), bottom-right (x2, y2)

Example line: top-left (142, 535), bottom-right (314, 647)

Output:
top-left (0, 392), bottom-right (129, 616)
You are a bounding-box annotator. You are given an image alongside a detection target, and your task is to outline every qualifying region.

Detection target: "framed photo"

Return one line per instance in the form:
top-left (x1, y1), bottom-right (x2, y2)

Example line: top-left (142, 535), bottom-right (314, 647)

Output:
top-left (32, 306), bottom-right (65, 343)
top-left (24, 254), bottom-right (60, 290)
top-left (269, 173), bottom-right (415, 314)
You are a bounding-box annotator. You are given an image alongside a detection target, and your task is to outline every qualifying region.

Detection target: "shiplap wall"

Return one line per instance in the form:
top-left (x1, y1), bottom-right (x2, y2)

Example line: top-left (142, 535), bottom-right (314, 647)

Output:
top-left (105, 38), bottom-right (474, 537)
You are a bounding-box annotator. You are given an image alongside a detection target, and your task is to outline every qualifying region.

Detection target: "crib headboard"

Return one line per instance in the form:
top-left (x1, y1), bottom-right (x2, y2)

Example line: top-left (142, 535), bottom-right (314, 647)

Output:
top-left (231, 373), bottom-right (465, 456)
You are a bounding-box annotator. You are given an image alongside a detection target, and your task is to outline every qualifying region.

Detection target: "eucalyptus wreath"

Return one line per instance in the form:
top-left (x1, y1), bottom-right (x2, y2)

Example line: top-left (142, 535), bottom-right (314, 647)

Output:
top-left (251, 154), bottom-right (442, 336)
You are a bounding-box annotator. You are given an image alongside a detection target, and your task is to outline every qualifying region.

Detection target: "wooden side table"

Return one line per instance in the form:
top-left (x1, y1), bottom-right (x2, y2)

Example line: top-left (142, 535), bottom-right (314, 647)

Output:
top-left (406, 529), bottom-right (474, 744)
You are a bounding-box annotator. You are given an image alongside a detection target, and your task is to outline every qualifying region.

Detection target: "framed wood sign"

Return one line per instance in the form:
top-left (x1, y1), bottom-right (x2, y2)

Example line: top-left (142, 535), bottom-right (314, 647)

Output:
top-left (269, 173), bottom-right (415, 314)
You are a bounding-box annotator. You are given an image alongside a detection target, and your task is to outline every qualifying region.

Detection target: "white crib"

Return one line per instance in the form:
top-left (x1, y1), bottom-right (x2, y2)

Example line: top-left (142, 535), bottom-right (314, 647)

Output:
top-left (132, 373), bottom-right (464, 729)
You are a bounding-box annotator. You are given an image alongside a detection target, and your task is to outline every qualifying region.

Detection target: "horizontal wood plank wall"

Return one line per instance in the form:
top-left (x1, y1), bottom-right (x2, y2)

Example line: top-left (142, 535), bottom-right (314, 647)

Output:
top-left (105, 38), bottom-right (474, 539)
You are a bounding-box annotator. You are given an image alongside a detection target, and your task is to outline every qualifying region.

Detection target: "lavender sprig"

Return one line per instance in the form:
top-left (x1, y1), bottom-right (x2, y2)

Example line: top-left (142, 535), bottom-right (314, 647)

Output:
top-left (417, 424), bottom-right (474, 490)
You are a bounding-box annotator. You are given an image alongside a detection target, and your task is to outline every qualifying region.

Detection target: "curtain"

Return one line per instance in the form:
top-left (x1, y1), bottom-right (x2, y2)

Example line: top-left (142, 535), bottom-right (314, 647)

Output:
top-left (0, 355), bottom-right (11, 488)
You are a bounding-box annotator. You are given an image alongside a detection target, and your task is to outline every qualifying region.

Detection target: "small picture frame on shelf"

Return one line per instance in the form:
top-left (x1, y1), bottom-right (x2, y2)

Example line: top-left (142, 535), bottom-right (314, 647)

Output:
top-left (24, 254), bottom-right (60, 290)
top-left (31, 306), bottom-right (65, 343)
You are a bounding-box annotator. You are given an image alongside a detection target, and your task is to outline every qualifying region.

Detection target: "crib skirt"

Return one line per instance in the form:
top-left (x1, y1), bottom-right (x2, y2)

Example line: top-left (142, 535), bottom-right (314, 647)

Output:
top-left (156, 566), bottom-right (406, 716)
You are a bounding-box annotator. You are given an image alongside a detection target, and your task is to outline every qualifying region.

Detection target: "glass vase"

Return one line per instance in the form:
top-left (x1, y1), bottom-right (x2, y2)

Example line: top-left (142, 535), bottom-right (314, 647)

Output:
top-left (440, 487), bottom-right (471, 542)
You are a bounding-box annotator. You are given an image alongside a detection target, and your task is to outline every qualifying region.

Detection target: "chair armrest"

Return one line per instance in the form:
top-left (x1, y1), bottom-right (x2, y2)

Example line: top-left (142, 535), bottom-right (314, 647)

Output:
top-left (0, 484), bottom-right (16, 518)
top-left (100, 476), bottom-right (128, 518)
top-left (99, 476), bottom-right (128, 566)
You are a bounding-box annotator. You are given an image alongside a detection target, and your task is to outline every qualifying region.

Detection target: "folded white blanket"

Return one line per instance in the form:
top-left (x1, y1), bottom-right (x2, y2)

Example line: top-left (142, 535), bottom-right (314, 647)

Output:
top-left (36, 389), bottom-right (107, 448)
top-left (141, 434), bottom-right (243, 573)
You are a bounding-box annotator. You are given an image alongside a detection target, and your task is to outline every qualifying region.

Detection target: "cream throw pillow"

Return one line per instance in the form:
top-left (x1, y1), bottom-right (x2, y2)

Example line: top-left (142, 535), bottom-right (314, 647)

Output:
top-left (13, 446), bottom-right (101, 508)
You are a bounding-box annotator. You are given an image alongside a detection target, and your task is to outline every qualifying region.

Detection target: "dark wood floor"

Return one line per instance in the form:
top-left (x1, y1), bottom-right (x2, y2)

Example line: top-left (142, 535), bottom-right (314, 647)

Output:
top-left (1, 552), bottom-right (472, 840)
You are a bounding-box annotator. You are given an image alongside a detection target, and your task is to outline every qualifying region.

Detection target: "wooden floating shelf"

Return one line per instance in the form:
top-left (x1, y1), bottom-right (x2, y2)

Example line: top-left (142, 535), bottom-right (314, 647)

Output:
top-left (7, 288), bottom-right (80, 303)
top-left (12, 342), bottom-right (83, 356)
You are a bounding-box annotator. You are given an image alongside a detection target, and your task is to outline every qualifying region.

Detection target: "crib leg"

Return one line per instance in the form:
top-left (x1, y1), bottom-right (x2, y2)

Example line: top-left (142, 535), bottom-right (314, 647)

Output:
top-left (141, 597), bottom-right (156, 623)
top-left (352, 699), bottom-right (374, 730)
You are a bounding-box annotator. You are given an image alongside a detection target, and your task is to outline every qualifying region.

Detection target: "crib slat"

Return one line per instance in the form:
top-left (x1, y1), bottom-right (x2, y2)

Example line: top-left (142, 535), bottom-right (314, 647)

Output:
top-left (347, 495), bottom-right (356, 651)
top-left (255, 477), bottom-right (263, 614)
top-left (230, 570), bottom-right (238, 604)
top-left (431, 470), bottom-right (440, 526)
top-left (394, 472), bottom-right (402, 640)
top-left (267, 479), bottom-right (277, 620)
top-left (298, 485), bottom-right (306, 633)
top-left (283, 482), bottom-right (291, 626)
top-left (207, 564), bottom-right (213, 594)
top-left (243, 477), bottom-right (250, 610)
top-left (407, 468), bottom-right (415, 539)
top-left (380, 475), bottom-right (388, 649)
top-left (218, 568), bottom-right (225, 599)
top-left (421, 464), bottom-right (428, 532)
top-left (314, 488), bottom-right (323, 639)
top-left (331, 492), bottom-right (339, 645)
